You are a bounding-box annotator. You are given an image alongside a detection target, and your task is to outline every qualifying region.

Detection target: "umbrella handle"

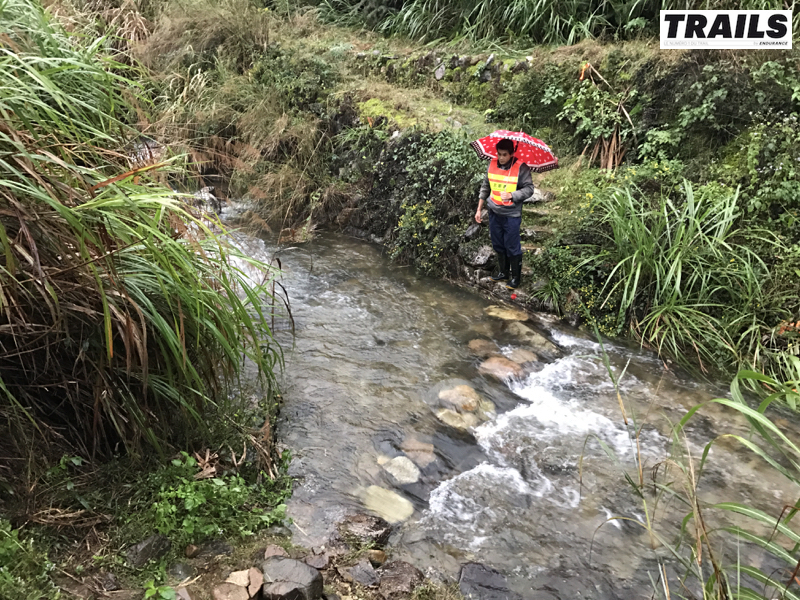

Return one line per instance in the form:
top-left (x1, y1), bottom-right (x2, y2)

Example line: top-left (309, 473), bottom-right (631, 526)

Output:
top-left (514, 142), bottom-right (518, 153)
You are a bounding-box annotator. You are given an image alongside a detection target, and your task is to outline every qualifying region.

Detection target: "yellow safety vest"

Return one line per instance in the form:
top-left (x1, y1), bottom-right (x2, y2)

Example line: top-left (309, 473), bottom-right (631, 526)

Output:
top-left (488, 159), bottom-right (521, 207)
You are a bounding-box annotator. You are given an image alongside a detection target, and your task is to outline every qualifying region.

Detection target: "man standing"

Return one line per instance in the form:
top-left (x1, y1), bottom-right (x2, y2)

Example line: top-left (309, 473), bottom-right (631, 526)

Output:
top-left (474, 138), bottom-right (534, 289)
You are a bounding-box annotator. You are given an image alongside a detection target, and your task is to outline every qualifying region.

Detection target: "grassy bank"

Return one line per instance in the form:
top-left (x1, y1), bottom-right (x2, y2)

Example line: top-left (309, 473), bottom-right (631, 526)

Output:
top-left (1, 0), bottom-right (290, 596)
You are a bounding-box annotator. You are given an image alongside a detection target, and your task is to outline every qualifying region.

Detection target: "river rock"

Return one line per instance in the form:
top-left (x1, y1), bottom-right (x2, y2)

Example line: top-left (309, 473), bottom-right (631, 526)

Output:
top-left (505, 322), bottom-right (561, 357)
top-left (184, 544), bottom-right (200, 558)
top-left (400, 438), bottom-right (436, 468)
top-left (436, 408), bottom-right (479, 430)
top-left (265, 544), bottom-right (290, 559)
top-left (459, 244), bottom-right (493, 268)
top-left (198, 538), bottom-right (233, 557)
top-left (248, 568), bottom-right (264, 597)
top-left (226, 570), bottom-right (250, 587)
top-left (438, 384), bottom-right (480, 412)
top-left (126, 534), bottom-right (171, 568)
top-left (101, 571), bottom-right (121, 592)
top-left (467, 339), bottom-right (500, 357)
top-left (506, 348), bottom-right (539, 364)
top-left (378, 561), bottom-right (424, 599)
top-left (367, 549), bottom-right (387, 567)
top-left (463, 222), bottom-right (481, 241)
top-left (305, 554), bottom-right (329, 570)
top-left (478, 357), bottom-right (524, 381)
top-left (363, 486), bottom-right (414, 524)
top-left (261, 557), bottom-right (323, 600)
top-left (339, 559), bottom-right (379, 587)
top-left (169, 563), bottom-right (195, 581)
top-left (337, 513), bottom-right (392, 548)
top-left (459, 563), bottom-right (522, 600)
top-left (213, 583), bottom-right (249, 600)
top-left (484, 305), bottom-right (529, 321)
top-left (382, 456), bottom-right (421, 485)
top-left (434, 63), bottom-right (446, 80)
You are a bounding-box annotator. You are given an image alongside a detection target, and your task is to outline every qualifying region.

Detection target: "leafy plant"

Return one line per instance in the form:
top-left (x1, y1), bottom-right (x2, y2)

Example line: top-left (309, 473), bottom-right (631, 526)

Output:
top-left (0, 519), bottom-right (61, 600)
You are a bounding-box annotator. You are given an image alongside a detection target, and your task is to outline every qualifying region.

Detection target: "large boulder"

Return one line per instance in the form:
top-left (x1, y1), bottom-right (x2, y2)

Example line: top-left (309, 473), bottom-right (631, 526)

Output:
top-left (261, 557), bottom-right (323, 600)
top-left (378, 561), bottom-right (424, 599)
top-left (337, 513), bottom-right (392, 548)
top-left (436, 408), bottom-right (479, 430)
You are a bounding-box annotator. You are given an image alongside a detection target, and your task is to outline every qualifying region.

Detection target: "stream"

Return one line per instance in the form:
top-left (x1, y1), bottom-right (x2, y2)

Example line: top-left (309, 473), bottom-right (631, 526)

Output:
top-left (229, 227), bottom-right (796, 599)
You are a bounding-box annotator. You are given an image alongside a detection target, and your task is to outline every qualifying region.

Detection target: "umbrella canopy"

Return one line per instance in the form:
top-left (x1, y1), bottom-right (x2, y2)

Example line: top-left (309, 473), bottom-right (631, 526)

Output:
top-left (471, 130), bottom-right (558, 172)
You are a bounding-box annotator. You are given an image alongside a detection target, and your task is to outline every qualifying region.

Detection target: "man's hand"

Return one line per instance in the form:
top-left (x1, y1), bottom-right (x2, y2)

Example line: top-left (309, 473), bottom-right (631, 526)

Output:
top-left (500, 191), bottom-right (512, 201)
top-left (474, 209), bottom-right (482, 224)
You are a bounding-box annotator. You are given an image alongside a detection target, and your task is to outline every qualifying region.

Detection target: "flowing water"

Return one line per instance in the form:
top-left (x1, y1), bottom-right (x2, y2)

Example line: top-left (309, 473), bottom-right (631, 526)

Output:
top-left (229, 226), bottom-right (797, 599)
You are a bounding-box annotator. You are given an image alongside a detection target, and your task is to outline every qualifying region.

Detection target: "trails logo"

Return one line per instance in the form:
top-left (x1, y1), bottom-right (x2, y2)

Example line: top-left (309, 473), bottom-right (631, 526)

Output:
top-left (661, 10), bottom-right (792, 49)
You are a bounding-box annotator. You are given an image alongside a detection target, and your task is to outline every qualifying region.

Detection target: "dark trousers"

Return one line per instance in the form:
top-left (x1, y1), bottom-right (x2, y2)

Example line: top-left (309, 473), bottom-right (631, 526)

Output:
top-left (488, 212), bottom-right (522, 257)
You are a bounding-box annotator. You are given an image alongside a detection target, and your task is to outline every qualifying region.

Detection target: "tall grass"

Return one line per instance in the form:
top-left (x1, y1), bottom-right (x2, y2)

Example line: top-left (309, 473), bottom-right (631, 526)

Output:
top-left (591, 181), bottom-right (793, 382)
top-left (316, 0), bottom-right (800, 45)
top-left (0, 0), bottom-right (281, 466)
top-left (603, 366), bottom-right (800, 599)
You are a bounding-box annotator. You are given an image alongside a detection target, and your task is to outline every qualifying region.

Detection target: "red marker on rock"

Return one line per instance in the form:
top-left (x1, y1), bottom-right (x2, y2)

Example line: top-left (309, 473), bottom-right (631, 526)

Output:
top-left (510, 293), bottom-right (517, 300)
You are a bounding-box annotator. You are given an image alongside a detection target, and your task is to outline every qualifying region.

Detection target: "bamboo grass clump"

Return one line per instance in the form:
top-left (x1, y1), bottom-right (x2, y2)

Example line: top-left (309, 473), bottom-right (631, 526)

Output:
top-left (0, 0), bottom-right (281, 466)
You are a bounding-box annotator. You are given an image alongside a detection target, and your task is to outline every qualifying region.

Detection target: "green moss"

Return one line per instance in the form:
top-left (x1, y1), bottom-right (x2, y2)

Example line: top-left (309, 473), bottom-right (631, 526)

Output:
top-left (357, 98), bottom-right (417, 128)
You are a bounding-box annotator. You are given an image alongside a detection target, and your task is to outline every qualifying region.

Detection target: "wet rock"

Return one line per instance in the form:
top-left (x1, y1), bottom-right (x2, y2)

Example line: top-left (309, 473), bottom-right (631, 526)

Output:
top-left (459, 244), bottom-right (493, 268)
top-left (484, 305), bottom-right (528, 321)
top-left (265, 525), bottom-right (293, 538)
top-left (400, 437), bottom-right (436, 468)
top-left (478, 357), bottom-right (524, 381)
top-left (261, 557), bottom-right (323, 600)
top-left (169, 563), bottom-right (195, 581)
top-left (213, 582), bottom-right (249, 600)
top-left (463, 221), bottom-right (481, 241)
top-left (378, 561), bottom-right (424, 599)
top-left (467, 339), bottom-right (500, 358)
top-left (459, 563), bottom-right (522, 600)
top-left (248, 568), bottom-right (264, 597)
top-left (434, 63), bottom-right (446, 80)
top-left (305, 554), bottom-right (329, 570)
top-left (226, 570), bottom-right (250, 587)
top-left (101, 571), bottom-right (121, 592)
top-left (436, 408), bottom-right (479, 430)
top-left (198, 539), bottom-right (233, 558)
top-left (339, 559), bottom-right (379, 587)
top-left (362, 486), bottom-right (414, 524)
top-left (438, 385), bottom-right (480, 412)
top-left (265, 544), bottom-right (290, 559)
top-left (382, 456), bottom-right (421, 485)
top-left (505, 322), bottom-right (561, 358)
top-left (126, 534), bottom-right (171, 568)
top-left (184, 544), bottom-right (200, 558)
top-left (367, 549), bottom-right (387, 567)
top-left (506, 348), bottom-right (539, 364)
top-left (337, 513), bottom-right (393, 548)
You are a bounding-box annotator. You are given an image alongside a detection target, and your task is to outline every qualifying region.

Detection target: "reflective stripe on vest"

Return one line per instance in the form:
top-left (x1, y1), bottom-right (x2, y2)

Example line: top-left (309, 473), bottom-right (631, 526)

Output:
top-left (488, 159), bottom-right (521, 206)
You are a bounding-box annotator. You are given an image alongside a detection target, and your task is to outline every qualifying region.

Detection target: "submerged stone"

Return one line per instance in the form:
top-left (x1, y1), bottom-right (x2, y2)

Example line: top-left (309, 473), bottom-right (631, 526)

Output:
top-left (505, 322), bottom-right (561, 357)
top-left (484, 305), bottom-right (529, 321)
top-left (478, 356), bottom-right (524, 381)
top-left (363, 486), bottom-right (414, 524)
top-left (467, 338), bottom-right (500, 357)
top-left (436, 408), bottom-right (479, 430)
top-left (382, 456), bottom-right (421, 485)
top-left (438, 384), bottom-right (480, 412)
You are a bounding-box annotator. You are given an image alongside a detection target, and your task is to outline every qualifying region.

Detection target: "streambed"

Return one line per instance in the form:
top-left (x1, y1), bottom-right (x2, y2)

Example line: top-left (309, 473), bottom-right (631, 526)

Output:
top-left (230, 228), bottom-right (795, 599)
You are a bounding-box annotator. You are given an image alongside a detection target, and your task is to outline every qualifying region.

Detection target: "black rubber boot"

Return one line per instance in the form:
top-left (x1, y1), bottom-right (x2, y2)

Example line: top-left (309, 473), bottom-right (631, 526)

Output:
top-left (491, 253), bottom-right (509, 281)
top-left (506, 254), bottom-right (522, 289)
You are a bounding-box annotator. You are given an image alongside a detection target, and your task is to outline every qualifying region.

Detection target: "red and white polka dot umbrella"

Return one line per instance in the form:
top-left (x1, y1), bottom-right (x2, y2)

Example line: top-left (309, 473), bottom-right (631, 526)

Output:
top-left (471, 130), bottom-right (558, 172)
